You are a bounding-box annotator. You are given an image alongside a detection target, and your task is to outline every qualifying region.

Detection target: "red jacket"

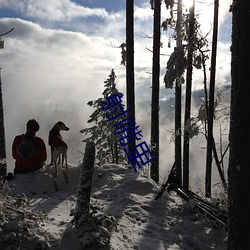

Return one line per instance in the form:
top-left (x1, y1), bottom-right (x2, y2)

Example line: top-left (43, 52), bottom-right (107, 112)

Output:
top-left (48, 128), bottom-right (68, 149)
top-left (12, 131), bottom-right (47, 171)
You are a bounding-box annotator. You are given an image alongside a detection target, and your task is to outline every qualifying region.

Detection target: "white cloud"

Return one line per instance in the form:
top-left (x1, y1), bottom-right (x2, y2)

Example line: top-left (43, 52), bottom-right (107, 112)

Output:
top-left (134, 4), bottom-right (153, 21)
top-left (0, 0), bottom-right (109, 21)
top-left (0, 0), bottom-right (232, 176)
top-left (0, 17), bottom-right (127, 170)
top-left (194, 0), bottom-right (232, 38)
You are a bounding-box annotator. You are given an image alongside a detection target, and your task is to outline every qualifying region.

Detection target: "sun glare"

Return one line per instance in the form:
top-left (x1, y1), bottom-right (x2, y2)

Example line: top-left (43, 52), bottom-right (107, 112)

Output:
top-left (183, 0), bottom-right (194, 9)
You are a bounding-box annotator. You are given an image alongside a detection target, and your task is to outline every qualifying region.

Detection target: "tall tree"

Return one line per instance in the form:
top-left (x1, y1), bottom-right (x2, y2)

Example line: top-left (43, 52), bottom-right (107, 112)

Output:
top-left (228, 0), bottom-right (250, 248)
top-left (205, 0), bottom-right (219, 197)
top-left (175, 0), bottom-right (183, 183)
top-left (0, 68), bottom-right (6, 177)
top-left (0, 28), bottom-right (14, 177)
top-left (126, 0), bottom-right (136, 157)
top-left (80, 69), bottom-right (126, 166)
top-left (183, 0), bottom-right (195, 189)
top-left (163, 0), bottom-right (185, 182)
top-left (150, 0), bottom-right (161, 184)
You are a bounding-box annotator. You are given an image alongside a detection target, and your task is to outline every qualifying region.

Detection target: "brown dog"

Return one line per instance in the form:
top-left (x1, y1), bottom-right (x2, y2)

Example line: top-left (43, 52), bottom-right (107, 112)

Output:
top-left (48, 121), bottom-right (69, 176)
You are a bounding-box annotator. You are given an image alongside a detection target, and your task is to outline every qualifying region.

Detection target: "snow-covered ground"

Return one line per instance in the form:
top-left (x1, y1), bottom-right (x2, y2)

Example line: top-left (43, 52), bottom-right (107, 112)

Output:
top-left (1, 164), bottom-right (227, 250)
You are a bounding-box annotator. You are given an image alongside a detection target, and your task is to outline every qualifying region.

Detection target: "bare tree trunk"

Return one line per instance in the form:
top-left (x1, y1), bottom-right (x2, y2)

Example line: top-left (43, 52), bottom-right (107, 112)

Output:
top-left (175, 0), bottom-right (183, 183)
top-left (126, 0), bottom-right (136, 157)
top-left (74, 142), bottom-right (116, 248)
top-left (150, 0), bottom-right (161, 184)
top-left (211, 137), bottom-right (227, 191)
top-left (74, 142), bottom-right (95, 225)
top-left (228, 0), bottom-right (250, 248)
top-left (0, 30), bottom-right (13, 178)
top-left (0, 70), bottom-right (7, 177)
top-left (183, 0), bottom-right (195, 190)
top-left (205, 0), bottom-right (219, 197)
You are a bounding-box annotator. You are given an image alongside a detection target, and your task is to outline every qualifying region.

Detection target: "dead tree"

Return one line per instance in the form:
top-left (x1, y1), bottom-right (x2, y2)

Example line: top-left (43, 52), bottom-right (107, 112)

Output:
top-left (74, 142), bottom-right (95, 224)
top-left (74, 142), bottom-right (115, 248)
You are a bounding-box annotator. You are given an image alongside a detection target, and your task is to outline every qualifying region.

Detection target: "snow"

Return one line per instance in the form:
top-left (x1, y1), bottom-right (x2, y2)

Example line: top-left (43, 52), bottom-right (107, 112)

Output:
top-left (2, 164), bottom-right (227, 250)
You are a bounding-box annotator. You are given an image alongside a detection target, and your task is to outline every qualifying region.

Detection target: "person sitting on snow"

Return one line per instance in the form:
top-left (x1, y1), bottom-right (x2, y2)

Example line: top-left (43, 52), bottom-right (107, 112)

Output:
top-left (12, 119), bottom-right (47, 174)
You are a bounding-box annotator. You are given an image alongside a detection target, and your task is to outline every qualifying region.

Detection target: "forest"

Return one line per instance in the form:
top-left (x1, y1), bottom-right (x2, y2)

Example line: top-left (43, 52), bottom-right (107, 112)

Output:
top-left (0, 0), bottom-right (249, 249)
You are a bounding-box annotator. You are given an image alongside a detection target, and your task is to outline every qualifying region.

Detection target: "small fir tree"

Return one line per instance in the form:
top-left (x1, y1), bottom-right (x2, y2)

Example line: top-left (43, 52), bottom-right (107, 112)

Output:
top-left (80, 69), bottom-right (127, 166)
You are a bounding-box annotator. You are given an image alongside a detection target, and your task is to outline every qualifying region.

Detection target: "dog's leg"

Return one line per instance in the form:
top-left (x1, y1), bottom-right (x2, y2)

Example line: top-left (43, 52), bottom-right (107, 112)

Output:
top-left (57, 154), bottom-right (61, 164)
top-left (64, 152), bottom-right (68, 171)
top-left (50, 147), bottom-right (54, 165)
top-left (61, 150), bottom-right (69, 183)
top-left (61, 149), bottom-right (68, 171)
top-left (54, 163), bottom-right (58, 177)
top-left (52, 149), bottom-right (60, 177)
top-left (61, 153), bottom-right (65, 166)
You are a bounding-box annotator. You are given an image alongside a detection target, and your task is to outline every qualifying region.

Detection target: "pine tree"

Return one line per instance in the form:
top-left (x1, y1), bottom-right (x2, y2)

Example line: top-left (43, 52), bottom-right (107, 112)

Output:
top-left (163, 1), bottom-right (210, 187)
top-left (80, 69), bottom-right (127, 166)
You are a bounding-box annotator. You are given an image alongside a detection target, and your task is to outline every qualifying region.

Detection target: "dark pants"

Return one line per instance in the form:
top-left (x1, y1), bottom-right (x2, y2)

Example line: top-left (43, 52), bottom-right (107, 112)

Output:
top-left (14, 165), bottom-right (43, 175)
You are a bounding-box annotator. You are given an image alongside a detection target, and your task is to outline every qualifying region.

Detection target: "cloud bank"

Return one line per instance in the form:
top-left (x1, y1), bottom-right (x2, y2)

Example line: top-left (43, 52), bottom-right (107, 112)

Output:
top-left (0, 0), bottom-right (231, 192)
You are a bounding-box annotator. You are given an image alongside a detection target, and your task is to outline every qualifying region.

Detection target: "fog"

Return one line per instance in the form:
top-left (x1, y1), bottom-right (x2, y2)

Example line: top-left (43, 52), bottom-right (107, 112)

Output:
top-left (0, 0), bottom-right (231, 194)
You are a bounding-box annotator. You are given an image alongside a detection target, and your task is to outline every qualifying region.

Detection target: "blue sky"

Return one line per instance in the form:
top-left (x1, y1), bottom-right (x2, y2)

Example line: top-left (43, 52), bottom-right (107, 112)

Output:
top-left (0, 0), bottom-right (151, 35)
top-left (0, 0), bottom-right (232, 173)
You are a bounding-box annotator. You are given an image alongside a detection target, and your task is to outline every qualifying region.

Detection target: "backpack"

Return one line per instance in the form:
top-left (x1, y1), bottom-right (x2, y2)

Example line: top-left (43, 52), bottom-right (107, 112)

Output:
top-left (17, 135), bottom-right (37, 160)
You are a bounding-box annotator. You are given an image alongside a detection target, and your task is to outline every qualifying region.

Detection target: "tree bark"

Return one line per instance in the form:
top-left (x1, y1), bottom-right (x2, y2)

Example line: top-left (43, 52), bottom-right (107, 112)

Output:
top-left (211, 137), bottom-right (227, 191)
top-left (74, 142), bottom-right (116, 248)
top-left (150, 0), bottom-right (161, 184)
top-left (126, 0), bottom-right (136, 158)
top-left (74, 142), bottom-right (95, 227)
top-left (183, 0), bottom-right (195, 190)
top-left (205, 0), bottom-right (219, 198)
top-left (228, 0), bottom-right (250, 249)
top-left (0, 70), bottom-right (7, 177)
top-left (175, 0), bottom-right (183, 183)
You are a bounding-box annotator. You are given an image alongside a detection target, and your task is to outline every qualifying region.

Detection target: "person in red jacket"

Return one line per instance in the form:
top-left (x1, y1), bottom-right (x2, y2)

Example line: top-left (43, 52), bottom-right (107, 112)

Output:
top-left (12, 119), bottom-right (47, 174)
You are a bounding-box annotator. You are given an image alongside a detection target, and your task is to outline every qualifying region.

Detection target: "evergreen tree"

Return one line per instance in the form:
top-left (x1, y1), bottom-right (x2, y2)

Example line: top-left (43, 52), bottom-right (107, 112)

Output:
top-left (163, 1), bottom-right (210, 187)
top-left (183, 0), bottom-right (195, 190)
top-left (80, 69), bottom-right (127, 166)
